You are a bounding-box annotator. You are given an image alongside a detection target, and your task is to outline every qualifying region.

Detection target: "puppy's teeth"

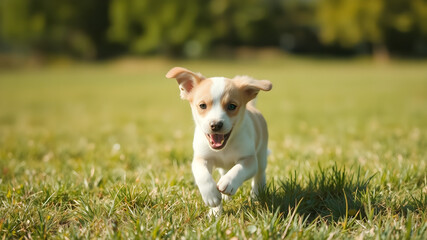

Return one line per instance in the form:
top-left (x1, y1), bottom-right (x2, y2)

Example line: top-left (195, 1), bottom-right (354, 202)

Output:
top-left (220, 139), bottom-right (224, 145)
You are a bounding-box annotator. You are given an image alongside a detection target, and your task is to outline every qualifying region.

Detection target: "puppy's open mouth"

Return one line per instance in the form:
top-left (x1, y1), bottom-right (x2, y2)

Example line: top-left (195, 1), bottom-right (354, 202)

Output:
top-left (205, 131), bottom-right (232, 150)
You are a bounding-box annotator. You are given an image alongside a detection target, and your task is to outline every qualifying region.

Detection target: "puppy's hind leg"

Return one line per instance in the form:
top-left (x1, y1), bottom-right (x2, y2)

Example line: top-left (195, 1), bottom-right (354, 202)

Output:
top-left (251, 150), bottom-right (267, 198)
top-left (251, 171), bottom-right (266, 198)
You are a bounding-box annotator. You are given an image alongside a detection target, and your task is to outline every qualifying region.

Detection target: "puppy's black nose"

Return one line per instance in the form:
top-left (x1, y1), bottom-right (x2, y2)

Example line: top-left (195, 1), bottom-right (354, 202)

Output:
top-left (210, 121), bottom-right (223, 132)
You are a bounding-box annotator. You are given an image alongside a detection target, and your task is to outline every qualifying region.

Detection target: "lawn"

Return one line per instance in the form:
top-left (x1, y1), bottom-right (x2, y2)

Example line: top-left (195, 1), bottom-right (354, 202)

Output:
top-left (0, 57), bottom-right (426, 239)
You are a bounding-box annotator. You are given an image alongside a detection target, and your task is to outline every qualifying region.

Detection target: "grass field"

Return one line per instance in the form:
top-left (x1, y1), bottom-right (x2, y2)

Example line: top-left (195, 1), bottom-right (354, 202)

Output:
top-left (0, 57), bottom-right (426, 239)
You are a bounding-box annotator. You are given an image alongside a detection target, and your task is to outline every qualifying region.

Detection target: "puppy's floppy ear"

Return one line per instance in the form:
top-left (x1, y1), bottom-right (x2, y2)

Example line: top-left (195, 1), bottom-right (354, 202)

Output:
top-left (166, 67), bottom-right (205, 100)
top-left (234, 76), bottom-right (272, 102)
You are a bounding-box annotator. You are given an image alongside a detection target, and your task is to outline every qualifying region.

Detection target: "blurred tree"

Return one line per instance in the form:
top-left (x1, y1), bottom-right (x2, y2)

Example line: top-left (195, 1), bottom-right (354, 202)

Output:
top-left (108, 0), bottom-right (202, 56)
top-left (274, 0), bottom-right (318, 53)
top-left (1, 0), bottom-right (427, 58)
top-left (316, 0), bottom-right (427, 57)
top-left (0, 0), bottom-right (111, 59)
top-left (412, 0), bottom-right (427, 55)
top-left (0, 0), bottom-right (41, 49)
top-left (316, 0), bottom-right (384, 56)
top-left (107, 0), bottom-right (277, 57)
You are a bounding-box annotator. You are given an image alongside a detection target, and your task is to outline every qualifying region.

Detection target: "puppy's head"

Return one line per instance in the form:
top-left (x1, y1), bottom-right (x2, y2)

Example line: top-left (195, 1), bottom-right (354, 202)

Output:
top-left (167, 67), bottom-right (272, 150)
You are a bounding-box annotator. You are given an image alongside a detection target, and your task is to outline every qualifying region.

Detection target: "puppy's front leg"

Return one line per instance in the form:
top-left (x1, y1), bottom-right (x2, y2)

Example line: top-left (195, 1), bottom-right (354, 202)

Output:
top-left (217, 156), bottom-right (257, 196)
top-left (192, 157), bottom-right (222, 207)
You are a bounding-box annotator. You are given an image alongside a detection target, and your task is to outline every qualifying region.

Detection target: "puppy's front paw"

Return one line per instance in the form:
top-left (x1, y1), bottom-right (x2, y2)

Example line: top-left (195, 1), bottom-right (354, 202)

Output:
top-left (208, 205), bottom-right (223, 218)
top-left (200, 184), bottom-right (222, 207)
top-left (217, 176), bottom-right (239, 196)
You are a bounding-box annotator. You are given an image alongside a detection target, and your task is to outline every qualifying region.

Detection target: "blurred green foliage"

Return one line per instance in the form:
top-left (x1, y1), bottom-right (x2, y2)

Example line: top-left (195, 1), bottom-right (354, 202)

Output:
top-left (317, 0), bottom-right (427, 55)
top-left (1, 0), bottom-right (427, 58)
top-left (0, 0), bottom-right (110, 58)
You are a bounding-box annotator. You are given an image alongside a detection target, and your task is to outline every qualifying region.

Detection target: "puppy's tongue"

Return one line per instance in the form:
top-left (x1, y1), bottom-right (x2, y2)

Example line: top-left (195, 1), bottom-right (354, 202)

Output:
top-left (210, 134), bottom-right (225, 148)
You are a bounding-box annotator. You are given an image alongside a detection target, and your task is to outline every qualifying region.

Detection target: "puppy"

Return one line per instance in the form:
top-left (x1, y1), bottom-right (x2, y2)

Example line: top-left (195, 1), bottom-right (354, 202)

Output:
top-left (166, 67), bottom-right (272, 216)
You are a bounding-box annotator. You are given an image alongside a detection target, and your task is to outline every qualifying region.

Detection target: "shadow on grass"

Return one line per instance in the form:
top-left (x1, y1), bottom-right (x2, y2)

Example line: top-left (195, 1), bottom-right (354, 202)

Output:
top-left (256, 164), bottom-right (375, 221)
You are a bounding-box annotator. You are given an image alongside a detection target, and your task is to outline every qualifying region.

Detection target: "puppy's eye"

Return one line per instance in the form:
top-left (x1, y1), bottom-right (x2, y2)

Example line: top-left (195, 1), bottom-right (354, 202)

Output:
top-left (199, 103), bottom-right (207, 109)
top-left (227, 103), bottom-right (237, 111)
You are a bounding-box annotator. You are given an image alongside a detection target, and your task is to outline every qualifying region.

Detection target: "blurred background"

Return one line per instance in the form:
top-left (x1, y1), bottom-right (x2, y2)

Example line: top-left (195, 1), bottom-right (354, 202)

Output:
top-left (1, 0), bottom-right (427, 63)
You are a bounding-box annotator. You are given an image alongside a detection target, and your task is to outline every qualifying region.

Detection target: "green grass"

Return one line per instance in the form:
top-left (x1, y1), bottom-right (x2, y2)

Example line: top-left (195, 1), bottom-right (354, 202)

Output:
top-left (0, 57), bottom-right (426, 239)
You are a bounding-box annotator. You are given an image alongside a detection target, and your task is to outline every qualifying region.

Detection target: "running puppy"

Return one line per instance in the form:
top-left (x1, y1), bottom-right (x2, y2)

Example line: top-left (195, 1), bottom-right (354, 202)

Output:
top-left (166, 67), bottom-right (272, 216)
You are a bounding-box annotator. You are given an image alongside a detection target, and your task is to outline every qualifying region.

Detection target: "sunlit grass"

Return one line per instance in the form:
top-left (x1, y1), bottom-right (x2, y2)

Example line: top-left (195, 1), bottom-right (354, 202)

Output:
top-left (0, 57), bottom-right (426, 238)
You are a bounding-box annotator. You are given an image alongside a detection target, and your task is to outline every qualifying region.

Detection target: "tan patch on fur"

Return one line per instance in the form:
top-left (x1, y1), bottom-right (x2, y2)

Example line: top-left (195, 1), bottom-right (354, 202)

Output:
top-left (166, 67), bottom-right (206, 100)
top-left (221, 79), bottom-right (245, 118)
top-left (190, 79), bottom-right (213, 117)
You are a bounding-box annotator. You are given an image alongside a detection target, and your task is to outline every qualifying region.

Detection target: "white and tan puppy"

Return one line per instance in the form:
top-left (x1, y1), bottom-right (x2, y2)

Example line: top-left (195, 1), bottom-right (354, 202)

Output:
top-left (166, 67), bottom-right (272, 216)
